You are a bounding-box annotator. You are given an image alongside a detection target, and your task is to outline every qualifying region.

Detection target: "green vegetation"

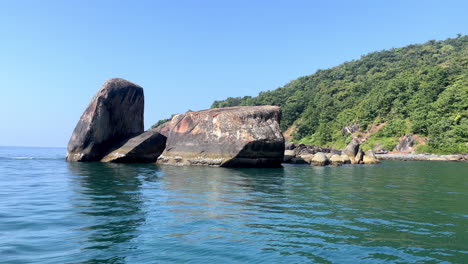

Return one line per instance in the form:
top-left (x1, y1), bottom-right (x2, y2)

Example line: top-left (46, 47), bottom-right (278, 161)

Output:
top-left (150, 117), bottom-right (172, 129)
top-left (210, 35), bottom-right (468, 154)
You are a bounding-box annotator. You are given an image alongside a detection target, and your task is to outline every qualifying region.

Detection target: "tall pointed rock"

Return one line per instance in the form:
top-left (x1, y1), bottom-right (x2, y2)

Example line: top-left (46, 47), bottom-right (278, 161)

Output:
top-left (66, 78), bottom-right (144, 161)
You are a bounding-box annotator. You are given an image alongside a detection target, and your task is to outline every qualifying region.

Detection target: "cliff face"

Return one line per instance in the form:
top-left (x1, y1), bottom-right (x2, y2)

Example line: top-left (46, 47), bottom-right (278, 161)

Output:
top-left (156, 106), bottom-right (285, 167)
top-left (66, 78), bottom-right (145, 161)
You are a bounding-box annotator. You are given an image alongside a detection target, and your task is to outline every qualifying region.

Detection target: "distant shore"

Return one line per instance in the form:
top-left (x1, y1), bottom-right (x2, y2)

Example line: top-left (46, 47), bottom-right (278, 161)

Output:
top-left (376, 154), bottom-right (468, 162)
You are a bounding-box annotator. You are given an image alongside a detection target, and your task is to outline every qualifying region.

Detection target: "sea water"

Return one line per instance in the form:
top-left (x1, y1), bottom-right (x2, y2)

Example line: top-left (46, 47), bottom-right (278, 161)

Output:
top-left (0, 146), bottom-right (467, 263)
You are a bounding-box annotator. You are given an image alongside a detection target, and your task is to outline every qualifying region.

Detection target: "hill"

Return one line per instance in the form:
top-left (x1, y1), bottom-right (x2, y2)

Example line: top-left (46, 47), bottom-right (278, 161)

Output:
top-left (158, 35), bottom-right (468, 154)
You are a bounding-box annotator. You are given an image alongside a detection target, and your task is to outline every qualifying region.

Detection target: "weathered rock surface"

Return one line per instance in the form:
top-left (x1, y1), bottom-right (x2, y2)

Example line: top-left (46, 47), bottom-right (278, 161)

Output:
top-left (354, 148), bottom-right (364, 164)
top-left (342, 139), bottom-right (360, 164)
top-left (373, 143), bottom-right (389, 154)
top-left (376, 154), bottom-right (468, 162)
top-left (395, 135), bottom-right (415, 153)
top-left (157, 106), bottom-right (285, 167)
top-left (298, 154), bottom-right (315, 164)
top-left (101, 131), bottom-right (166, 163)
top-left (329, 154), bottom-right (343, 166)
top-left (285, 142), bottom-right (296, 150)
top-left (66, 78), bottom-right (145, 161)
top-left (363, 150), bottom-right (380, 164)
top-left (283, 150), bottom-right (296, 162)
top-left (311, 152), bottom-right (329, 166)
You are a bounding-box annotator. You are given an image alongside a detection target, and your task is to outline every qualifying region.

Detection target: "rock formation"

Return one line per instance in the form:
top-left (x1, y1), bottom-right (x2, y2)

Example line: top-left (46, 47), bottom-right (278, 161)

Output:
top-left (311, 152), bottom-right (329, 166)
top-left (395, 135), bottom-right (415, 153)
top-left (342, 139), bottom-right (361, 164)
top-left (329, 154), bottom-right (343, 166)
top-left (363, 150), bottom-right (380, 164)
top-left (67, 78), bottom-right (148, 161)
top-left (101, 131), bottom-right (166, 163)
top-left (157, 106), bottom-right (285, 167)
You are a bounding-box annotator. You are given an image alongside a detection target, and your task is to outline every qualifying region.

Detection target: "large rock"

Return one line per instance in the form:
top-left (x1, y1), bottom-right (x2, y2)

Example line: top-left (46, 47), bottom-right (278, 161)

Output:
top-left (341, 154), bottom-right (351, 164)
top-left (310, 152), bottom-right (329, 166)
top-left (157, 106), bottom-right (285, 167)
top-left (354, 148), bottom-right (364, 164)
top-left (283, 149), bottom-right (296, 162)
top-left (342, 139), bottom-right (360, 163)
top-left (66, 78), bottom-right (144, 161)
top-left (395, 135), bottom-right (415, 153)
top-left (101, 131), bottom-right (166, 163)
top-left (363, 150), bottom-right (380, 164)
top-left (329, 154), bottom-right (343, 166)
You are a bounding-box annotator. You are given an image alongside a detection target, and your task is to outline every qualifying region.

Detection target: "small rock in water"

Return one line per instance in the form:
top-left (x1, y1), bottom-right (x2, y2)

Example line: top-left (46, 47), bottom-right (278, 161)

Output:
top-left (329, 154), bottom-right (343, 166)
top-left (310, 152), bottom-right (329, 166)
top-left (363, 150), bottom-right (380, 164)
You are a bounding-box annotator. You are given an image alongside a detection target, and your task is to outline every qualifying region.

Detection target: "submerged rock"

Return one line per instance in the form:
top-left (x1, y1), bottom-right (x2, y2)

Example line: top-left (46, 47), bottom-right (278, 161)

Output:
top-left (66, 78), bottom-right (145, 161)
top-left (157, 106), bottom-right (285, 167)
top-left (101, 131), bottom-right (166, 163)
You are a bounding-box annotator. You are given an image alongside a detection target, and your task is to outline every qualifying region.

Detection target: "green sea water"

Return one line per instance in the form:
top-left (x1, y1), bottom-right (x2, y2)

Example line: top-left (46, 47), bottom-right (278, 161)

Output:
top-left (0, 146), bottom-right (467, 263)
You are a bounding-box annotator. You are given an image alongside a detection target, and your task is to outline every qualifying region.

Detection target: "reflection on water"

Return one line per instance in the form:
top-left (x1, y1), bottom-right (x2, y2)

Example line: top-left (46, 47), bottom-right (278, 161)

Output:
top-left (1, 148), bottom-right (467, 264)
top-left (67, 162), bottom-right (160, 263)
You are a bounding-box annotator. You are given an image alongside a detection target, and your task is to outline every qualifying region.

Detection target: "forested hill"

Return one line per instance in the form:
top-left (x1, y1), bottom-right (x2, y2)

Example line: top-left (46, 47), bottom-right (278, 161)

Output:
top-left (210, 35), bottom-right (468, 154)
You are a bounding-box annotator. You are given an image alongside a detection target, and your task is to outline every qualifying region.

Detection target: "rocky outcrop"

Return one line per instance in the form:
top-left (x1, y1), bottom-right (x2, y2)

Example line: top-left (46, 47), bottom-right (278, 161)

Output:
top-left (363, 150), bottom-right (379, 164)
top-left (101, 131), bottom-right (166, 163)
top-left (157, 106), bottom-right (285, 167)
top-left (354, 148), bottom-right (364, 164)
top-left (341, 154), bottom-right (351, 164)
top-left (342, 139), bottom-right (361, 164)
top-left (66, 78), bottom-right (145, 161)
top-left (376, 154), bottom-right (468, 162)
top-left (395, 135), bottom-right (415, 153)
top-left (283, 150), bottom-right (296, 162)
top-left (329, 154), bottom-right (343, 166)
top-left (311, 152), bottom-right (329, 166)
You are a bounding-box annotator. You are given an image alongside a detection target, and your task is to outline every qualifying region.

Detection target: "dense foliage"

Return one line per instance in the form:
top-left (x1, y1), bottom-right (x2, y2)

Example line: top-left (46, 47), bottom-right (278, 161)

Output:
top-left (210, 35), bottom-right (468, 154)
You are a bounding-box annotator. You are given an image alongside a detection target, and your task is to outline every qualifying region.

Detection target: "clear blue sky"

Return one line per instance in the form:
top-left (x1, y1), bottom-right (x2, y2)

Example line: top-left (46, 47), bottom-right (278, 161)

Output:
top-left (0, 0), bottom-right (466, 147)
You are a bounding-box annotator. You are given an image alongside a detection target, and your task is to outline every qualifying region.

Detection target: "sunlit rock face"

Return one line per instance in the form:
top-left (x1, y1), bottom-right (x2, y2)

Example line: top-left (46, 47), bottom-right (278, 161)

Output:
top-left (156, 106), bottom-right (285, 167)
top-left (66, 78), bottom-right (145, 162)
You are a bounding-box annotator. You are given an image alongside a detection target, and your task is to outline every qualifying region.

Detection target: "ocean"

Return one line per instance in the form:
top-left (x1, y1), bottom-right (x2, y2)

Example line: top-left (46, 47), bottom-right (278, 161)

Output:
top-left (0, 146), bottom-right (467, 263)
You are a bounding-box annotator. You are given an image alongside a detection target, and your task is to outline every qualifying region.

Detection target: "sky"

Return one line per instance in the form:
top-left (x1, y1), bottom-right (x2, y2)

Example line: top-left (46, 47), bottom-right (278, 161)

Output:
top-left (0, 0), bottom-right (467, 147)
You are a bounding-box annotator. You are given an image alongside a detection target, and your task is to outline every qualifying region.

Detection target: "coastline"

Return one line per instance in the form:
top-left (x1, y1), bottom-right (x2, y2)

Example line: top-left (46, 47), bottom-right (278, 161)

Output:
top-left (376, 153), bottom-right (468, 162)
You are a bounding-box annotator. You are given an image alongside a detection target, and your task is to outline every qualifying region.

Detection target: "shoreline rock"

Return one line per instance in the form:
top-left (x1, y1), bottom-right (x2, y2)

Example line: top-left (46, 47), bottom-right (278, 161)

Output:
top-left (157, 106), bottom-right (285, 167)
top-left (376, 154), bottom-right (468, 162)
top-left (101, 131), bottom-right (166, 163)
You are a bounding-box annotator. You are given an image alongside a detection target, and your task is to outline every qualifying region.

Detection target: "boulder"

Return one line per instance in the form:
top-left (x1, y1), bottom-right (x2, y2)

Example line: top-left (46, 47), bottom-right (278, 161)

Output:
top-left (341, 154), bottom-right (351, 164)
top-left (310, 152), bottom-right (329, 166)
top-left (363, 150), bottom-right (380, 164)
top-left (101, 131), bottom-right (166, 163)
top-left (285, 142), bottom-right (296, 150)
top-left (66, 78), bottom-right (144, 161)
top-left (373, 143), bottom-right (389, 154)
top-left (329, 154), bottom-right (343, 166)
top-left (283, 149), bottom-right (296, 162)
top-left (290, 157), bottom-right (309, 164)
top-left (395, 135), bottom-right (415, 153)
top-left (157, 106), bottom-right (285, 167)
top-left (298, 154), bottom-right (314, 164)
top-left (342, 139), bottom-right (360, 163)
top-left (354, 148), bottom-right (364, 164)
